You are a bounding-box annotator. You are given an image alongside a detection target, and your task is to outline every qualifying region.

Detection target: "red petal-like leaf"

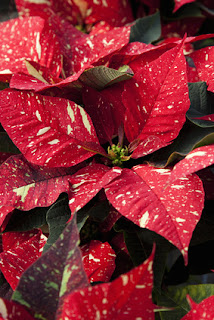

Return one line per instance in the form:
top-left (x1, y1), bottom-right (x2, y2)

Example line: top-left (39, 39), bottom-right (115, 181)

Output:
top-left (167, 145), bottom-right (214, 185)
top-left (105, 166), bottom-right (204, 264)
top-left (0, 89), bottom-right (105, 167)
top-left (122, 40), bottom-right (190, 157)
top-left (69, 25), bottom-right (130, 74)
top-left (191, 46), bottom-right (214, 92)
top-left (68, 164), bottom-right (122, 215)
top-left (0, 17), bottom-right (62, 81)
top-left (173, 0), bottom-right (196, 12)
top-left (82, 84), bottom-right (126, 144)
top-left (0, 154), bottom-right (79, 226)
top-left (85, 0), bottom-right (133, 27)
top-left (0, 230), bottom-right (42, 290)
top-left (0, 298), bottom-right (34, 320)
top-left (181, 295), bottom-right (214, 319)
top-left (81, 240), bottom-right (116, 282)
top-left (58, 247), bottom-right (156, 320)
top-left (15, 0), bottom-right (81, 25)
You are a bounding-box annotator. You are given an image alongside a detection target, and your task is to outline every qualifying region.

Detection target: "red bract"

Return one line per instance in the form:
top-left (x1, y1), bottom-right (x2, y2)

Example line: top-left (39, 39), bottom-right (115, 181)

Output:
top-left (105, 165), bottom-right (204, 264)
top-left (0, 298), bottom-right (34, 320)
top-left (122, 40), bottom-right (190, 157)
top-left (167, 145), bottom-right (214, 185)
top-left (190, 46), bottom-right (214, 92)
top-left (84, 0), bottom-right (133, 27)
top-left (0, 89), bottom-right (105, 167)
top-left (68, 164), bottom-right (122, 215)
top-left (81, 240), bottom-right (116, 282)
top-left (0, 154), bottom-right (77, 225)
top-left (15, 0), bottom-right (81, 25)
top-left (0, 16), bottom-right (62, 82)
top-left (181, 295), bottom-right (214, 319)
top-left (68, 25), bottom-right (131, 74)
top-left (0, 229), bottom-right (45, 290)
top-left (82, 84), bottom-right (126, 144)
top-left (58, 247), bottom-right (156, 320)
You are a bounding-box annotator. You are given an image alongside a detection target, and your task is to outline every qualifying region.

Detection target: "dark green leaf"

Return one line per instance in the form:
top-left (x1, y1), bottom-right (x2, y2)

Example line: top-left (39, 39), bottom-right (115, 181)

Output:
top-left (3, 207), bottom-right (48, 233)
top-left (156, 284), bottom-right (214, 320)
top-left (0, 132), bottom-right (20, 154)
top-left (43, 195), bottom-right (71, 253)
top-left (187, 82), bottom-right (214, 127)
top-left (79, 65), bottom-right (133, 90)
top-left (12, 215), bottom-right (89, 320)
top-left (149, 119), bottom-right (214, 167)
top-left (136, 229), bottom-right (172, 291)
top-left (190, 200), bottom-right (214, 246)
top-left (129, 11), bottom-right (161, 44)
top-left (115, 219), bottom-right (172, 291)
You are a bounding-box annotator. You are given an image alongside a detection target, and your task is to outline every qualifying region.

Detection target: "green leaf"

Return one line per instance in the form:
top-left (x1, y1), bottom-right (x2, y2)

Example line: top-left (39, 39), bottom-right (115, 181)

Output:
top-left (3, 207), bottom-right (48, 233)
top-left (187, 82), bottom-right (214, 127)
top-left (190, 200), bottom-right (214, 246)
top-left (12, 214), bottom-right (89, 320)
top-left (0, 132), bottom-right (20, 154)
top-left (42, 194), bottom-right (71, 253)
top-left (79, 65), bottom-right (133, 90)
top-left (129, 11), bottom-right (161, 44)
top-left (149, 119), bottom-right (214, 167)
top-left (156, 284), bottom-right (214, 320)
top-left (115, 219), bottom-right (172, 291)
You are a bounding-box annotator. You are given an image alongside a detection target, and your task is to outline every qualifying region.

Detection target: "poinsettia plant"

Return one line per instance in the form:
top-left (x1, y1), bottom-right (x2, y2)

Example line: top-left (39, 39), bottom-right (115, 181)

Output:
top-left (0, 0), bottom-right (214, 319)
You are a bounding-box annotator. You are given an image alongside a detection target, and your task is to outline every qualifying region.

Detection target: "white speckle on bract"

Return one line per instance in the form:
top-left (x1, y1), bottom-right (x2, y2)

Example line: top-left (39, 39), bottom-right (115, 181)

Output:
top-left (135, 284), bottom-right (145, 289)
top-left (185, 151), bottom-right (207, 159)
top-left (191, 211), bottom-right (199, 216)
top-left (122, 274), bottom-right (129, 286)
top-left (0, 69), bottom-right (12, 74)
top-left (86, 39), bottom-right (94, 49)
top-left (112, 168), bottom-right (122, 174)
top-left (0, 299), bottom-right (8, 318)
top-left (154, 169), bottom-right (170, 174)
top-left (37, 126), bottom-right (51, 136)
top-left (171, 185), bottom-right (185, 189)
top-left (95, 310), bottom-right (101, 320)
top-left (35, 110), bottom-right (42, 122)
top-left (67, 125), bottom-right (72, 135)
top-left (14, 183), bottom-right (35, 203)
top-left (167, 105), bottom-right (173, 109)
top-left (79, 107), bottom-right (92, 134)
top-left (148, 261), bottom-right (153, 272)
top-left (25, 0), bottom-right (51, 3)
top-left (72, 181), bottom-right (86, 189)
top-left (115, 194), bottom-right (123, 200)
top-left (36, 32), bottom-right (41, 60)
top-left (89, 254), bottom-right (100, 262)
top-left (67, 102), bottom-right (75, 122)
top-left (175, 217), bottom-right (185, 223)
top-left (48, 139), bottom-right (60, 145)
top-left (45, 157), bottom-right (52, 163)
top-left (139, 211), bottom-right (149, 228)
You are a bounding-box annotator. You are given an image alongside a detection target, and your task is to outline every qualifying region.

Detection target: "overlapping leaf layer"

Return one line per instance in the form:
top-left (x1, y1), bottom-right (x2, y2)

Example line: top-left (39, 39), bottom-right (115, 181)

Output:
top-left (0, 0), bottom-right (214, 319)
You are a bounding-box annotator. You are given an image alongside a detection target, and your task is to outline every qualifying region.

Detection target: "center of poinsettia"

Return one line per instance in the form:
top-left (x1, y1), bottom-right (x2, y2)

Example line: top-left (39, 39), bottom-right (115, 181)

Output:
top-left (107, 143), bottom-right (130, 166)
